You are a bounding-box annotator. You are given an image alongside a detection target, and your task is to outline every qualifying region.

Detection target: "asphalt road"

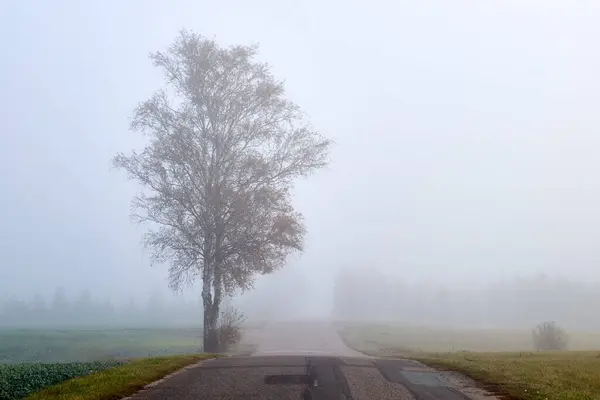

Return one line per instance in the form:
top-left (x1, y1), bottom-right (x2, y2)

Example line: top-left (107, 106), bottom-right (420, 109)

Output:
top-left (252, 320), bottom-right (368, 357)
top-left (127, 321), bottom-right (496, 400)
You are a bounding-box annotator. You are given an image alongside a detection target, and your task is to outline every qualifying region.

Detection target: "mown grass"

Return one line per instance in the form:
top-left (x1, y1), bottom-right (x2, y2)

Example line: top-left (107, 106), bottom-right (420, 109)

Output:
top-left (413, 351), bottom-right (600, 400)
top-left (23, 354), bottom-right (218, 400)
top-left (337, 322), bottom-right (600, 400)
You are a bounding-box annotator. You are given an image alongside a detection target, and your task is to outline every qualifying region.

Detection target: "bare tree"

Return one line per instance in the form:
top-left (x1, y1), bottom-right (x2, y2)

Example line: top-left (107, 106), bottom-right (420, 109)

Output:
top-left (113, 31), bottom-right (331, 352)
top-left (216, 305), bottom-right (246, 353)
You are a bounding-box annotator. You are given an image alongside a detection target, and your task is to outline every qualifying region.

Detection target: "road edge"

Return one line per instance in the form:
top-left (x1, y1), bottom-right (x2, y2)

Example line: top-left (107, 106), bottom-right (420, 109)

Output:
top-left (119, 356), bottom-right (219, 400)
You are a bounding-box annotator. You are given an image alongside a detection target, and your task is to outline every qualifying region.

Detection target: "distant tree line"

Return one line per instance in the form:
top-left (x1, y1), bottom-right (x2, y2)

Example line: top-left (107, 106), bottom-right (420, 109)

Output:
top-left (333, 267), bottom-right (600, 330)
top-left (0, 287), bottom-right (202, 328)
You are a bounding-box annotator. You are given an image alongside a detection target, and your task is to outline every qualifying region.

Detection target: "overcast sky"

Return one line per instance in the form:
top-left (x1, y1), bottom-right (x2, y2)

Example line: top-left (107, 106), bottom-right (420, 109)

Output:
top-left (2, 0), bottom-right (600, 316)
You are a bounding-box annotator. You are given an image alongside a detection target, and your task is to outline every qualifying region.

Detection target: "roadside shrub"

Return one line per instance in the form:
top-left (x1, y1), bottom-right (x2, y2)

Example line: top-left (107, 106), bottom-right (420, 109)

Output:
top-left (216, 306), bottom-right (246, 352)
top-left (532, 321), bottom-right (569, 351)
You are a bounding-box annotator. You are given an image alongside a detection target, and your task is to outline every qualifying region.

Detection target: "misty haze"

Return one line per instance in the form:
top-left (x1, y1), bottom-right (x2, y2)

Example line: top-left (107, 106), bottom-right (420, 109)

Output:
top-left (2, 1), bottom-right (600, 399)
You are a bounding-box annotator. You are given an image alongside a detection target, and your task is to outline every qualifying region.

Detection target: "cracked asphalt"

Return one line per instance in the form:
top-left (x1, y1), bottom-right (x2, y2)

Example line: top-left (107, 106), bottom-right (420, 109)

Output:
top-left (127, 321), bottom-right (497, 400)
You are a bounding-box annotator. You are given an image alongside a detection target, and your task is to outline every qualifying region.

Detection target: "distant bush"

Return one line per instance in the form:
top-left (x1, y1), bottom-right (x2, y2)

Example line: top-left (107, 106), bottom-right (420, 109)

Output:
top-left (216, 306), bottom-right (246, 352)
top-left (532, 321), bottom-right (569, 351)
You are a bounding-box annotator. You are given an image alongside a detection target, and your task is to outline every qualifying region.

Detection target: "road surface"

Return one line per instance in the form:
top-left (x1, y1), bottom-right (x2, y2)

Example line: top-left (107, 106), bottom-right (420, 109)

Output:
top-left (127, 321), bottom-right (497, 399)
top-left (252, 320), bottom-right (367, 357)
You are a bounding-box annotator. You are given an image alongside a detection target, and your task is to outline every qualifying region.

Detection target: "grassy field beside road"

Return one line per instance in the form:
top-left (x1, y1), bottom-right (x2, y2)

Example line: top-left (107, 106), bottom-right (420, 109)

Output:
top-left (412, 351), bottom-right (600, 400)
top-left (337, 321), bottom-right (600, 354)
top-left (0, 327), bottom-right (203, 363)
top-left (21, 354), bottom-right (218, 400)
top-left (0, 327), bottom-right (206, 400)
top-left (0, 323), bottom-right (264, 399)
top-left (337, 321), bottom-right (600, 400)
top-left (0, 360), bottom-right (123, 400)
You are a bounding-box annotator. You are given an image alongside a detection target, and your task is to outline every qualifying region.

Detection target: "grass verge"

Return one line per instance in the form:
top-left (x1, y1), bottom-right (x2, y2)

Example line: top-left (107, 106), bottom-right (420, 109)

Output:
top-left (336, 322), bottom-right (600, 400)
top-left (23, 353), bottom-right (219, 400)
top-left (413, 351), bottom-right (600, 400)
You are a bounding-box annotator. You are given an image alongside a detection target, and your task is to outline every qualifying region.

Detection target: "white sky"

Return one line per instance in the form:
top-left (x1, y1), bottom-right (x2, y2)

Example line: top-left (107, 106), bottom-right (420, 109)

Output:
top-left (2, 0), bottom-right (600, 315)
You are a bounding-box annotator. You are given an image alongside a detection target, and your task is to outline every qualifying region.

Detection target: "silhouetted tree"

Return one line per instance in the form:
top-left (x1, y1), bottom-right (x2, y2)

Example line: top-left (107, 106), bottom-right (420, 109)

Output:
top-left (113, 31), bottom-right (331, 351)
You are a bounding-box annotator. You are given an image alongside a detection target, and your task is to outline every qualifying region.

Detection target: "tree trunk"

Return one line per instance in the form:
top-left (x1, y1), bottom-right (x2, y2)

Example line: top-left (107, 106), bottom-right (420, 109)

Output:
top-left (202, 186), bottom-right (224, 353)
top-left (209, 269), bottom-right (223, 351)
top-left (203, 222), bottom-right (224, 353)
top-left (202, 254), bottom-right (219, 353)
top-left (203, 305), bottom-right (219, 352)
top-left (202, 294), bottom-right (222, 352)
top-left (202, 258), bottom-right (223, 353)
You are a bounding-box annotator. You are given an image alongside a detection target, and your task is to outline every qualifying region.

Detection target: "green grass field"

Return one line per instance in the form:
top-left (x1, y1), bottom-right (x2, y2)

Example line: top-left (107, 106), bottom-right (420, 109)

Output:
top-left (0, 326), bottom-right (207, 399)
top-left (0, 360), bottom-right (124, 400)
top-left (337, 321), bottom-right (600, 354)
top-left (337, 322), bottom-right (600, 400)
top-left (0, 324), bottom-right (262, 399)
top-left (0, 327), bottom-right (203, 363)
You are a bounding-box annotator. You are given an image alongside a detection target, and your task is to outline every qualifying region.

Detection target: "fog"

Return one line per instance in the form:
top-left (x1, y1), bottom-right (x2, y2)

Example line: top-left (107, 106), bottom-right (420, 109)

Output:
top-left (334, 268), bottom-right (600, 330)
top-left (3, 1), bottom-right (600, 327)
